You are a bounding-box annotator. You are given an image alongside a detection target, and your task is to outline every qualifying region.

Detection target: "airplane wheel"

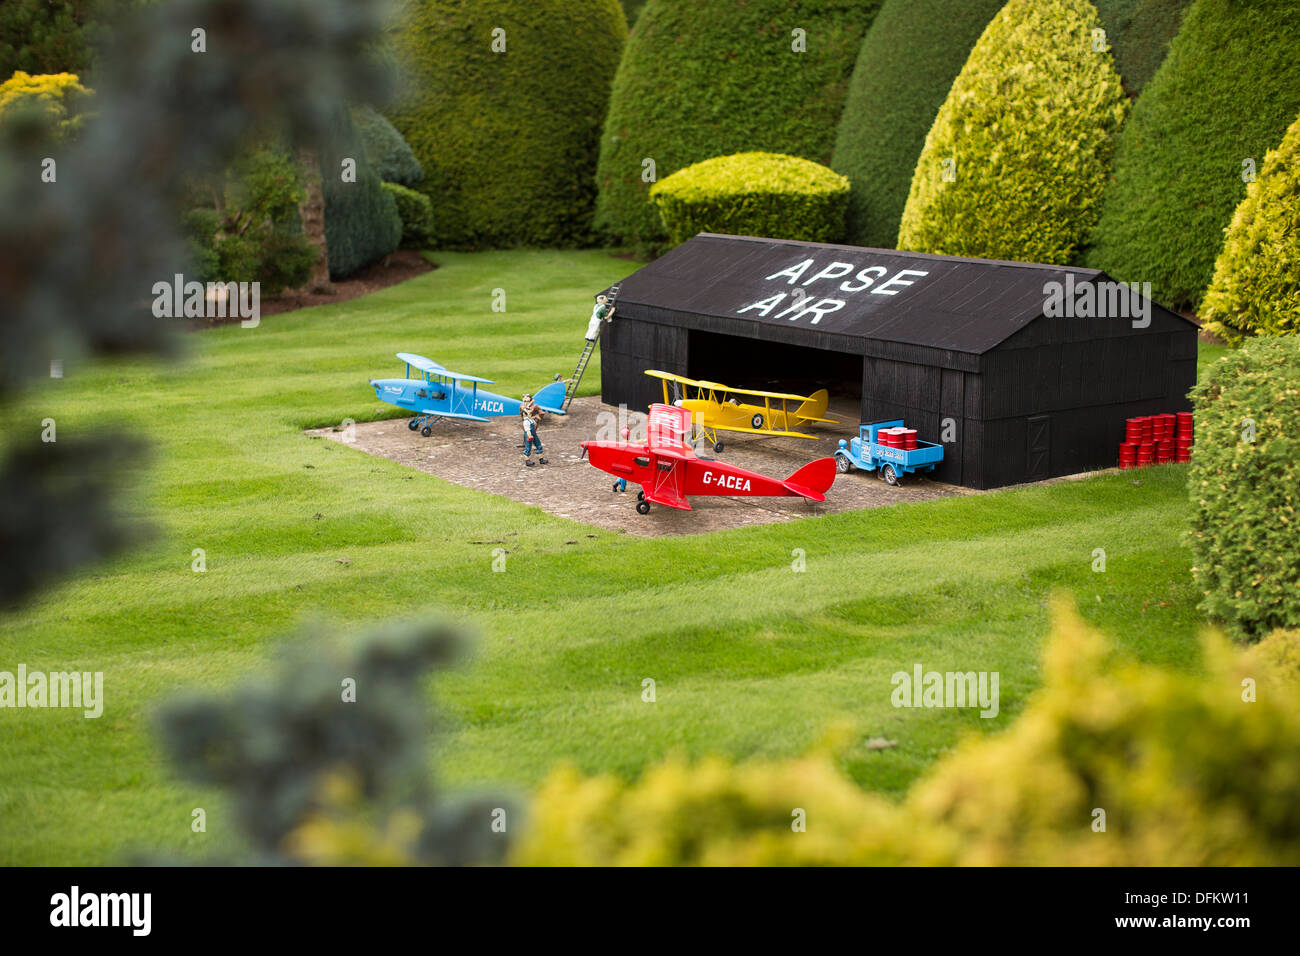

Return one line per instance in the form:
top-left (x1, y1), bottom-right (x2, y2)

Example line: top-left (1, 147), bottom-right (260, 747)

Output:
top-left (636, 491), bottom-right (645, 501)
top-left (713, 442), bottom-right (724, 453)
top-left (751, 413), bottom-right (764, 430)
top-left (421, 425), bottom-right (433, 437)
top-left (836, 455), bottom-right (852, 474)
top-left (882, 464), bottom-right (900, 486)
top-left (407, 419), bottom-right (419, 431)
top-left (636, 500), bottom-right (651, 515)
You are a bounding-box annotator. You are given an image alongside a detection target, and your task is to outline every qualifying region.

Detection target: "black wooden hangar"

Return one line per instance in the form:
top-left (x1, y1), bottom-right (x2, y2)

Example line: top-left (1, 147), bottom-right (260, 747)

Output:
top-left (599, 233), bottom-right (1197, 489)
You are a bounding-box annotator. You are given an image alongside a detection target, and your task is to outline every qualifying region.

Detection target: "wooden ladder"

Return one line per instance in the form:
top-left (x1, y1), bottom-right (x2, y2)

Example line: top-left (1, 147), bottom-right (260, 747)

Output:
top-left (563, 284), bottom-right (620, 410)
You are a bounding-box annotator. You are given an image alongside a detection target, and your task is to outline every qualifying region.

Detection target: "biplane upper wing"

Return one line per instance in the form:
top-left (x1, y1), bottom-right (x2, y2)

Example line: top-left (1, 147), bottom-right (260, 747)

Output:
top-left (430, 368), bottom-right (495, 384)
top-left (642, 405), bottom-right (694, 509)
top-left (644, 370), bottom-right (835, 422)
top-left (397, 352), bottom-right (443, 373)
top-left (646, 403), bottom-right (694, 453)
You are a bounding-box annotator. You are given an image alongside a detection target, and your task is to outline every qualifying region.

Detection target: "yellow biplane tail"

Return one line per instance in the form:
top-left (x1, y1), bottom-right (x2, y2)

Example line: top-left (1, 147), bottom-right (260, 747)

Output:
top-left (794, 389), bottom-right (834, 424)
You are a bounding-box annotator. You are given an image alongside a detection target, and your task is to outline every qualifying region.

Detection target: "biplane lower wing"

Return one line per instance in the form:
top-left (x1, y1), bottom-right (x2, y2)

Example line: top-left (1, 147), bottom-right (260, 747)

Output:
top-left (695, 423), bottom-right (820, 440)
top-left (417, 408), bottom-right (490, 422)
top-left (645, 444), bottom-right (692, 510)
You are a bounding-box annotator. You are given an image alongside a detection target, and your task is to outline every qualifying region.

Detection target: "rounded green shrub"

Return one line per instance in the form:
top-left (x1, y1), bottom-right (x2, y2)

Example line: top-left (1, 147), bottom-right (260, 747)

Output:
top-left (353, 105), bottom-right (423, 187)
top-left (595, 0), bottom-right (882, 252)
top-left (1188, 335), bottom-right (1300, 640)
top-left (1085, 0), bottom-right (1300, 311)
top-left (1092, 0), bottom-right (1194, 96)
top-left (382, 181), bottom-right (435, 249)
top-left (388, 0), bottom-right (627, 248)
top-left (1200, 111), bottom-right (1300, 344)
top-left (650, 152), bottom-right (849, 248)
top-left (830, 0), bottom-right (1003, 249)
top-left (897, 0), bottom-right (1128, 265)
top-left (320, 107), bottom-right (402, 279)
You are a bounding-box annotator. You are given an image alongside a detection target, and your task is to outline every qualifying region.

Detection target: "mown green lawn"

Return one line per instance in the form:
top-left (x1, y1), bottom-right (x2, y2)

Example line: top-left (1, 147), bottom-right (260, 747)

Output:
top-left (0, 249), bottom-right (1215, 864)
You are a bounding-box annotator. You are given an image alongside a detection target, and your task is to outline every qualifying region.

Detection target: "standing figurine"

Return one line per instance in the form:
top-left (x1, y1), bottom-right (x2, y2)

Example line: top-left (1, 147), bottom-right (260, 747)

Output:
top-left (612, 425), bottom-right (631, 492)
top-left (585, 294), bottom-right (615, 341)
top-left (521, 393), bottom-right (547, 466)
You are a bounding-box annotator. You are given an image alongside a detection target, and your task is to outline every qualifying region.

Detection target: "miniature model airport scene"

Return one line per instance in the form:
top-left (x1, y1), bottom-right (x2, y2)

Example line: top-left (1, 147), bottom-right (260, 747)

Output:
top-left (5, 0), bottom-right (1299, 908)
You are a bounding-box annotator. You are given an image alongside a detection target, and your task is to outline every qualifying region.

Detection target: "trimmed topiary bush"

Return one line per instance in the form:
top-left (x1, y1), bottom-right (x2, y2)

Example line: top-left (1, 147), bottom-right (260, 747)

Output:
top-left (320, 107), bottom-right (402, 279)
top-left (1199, 111), bottom-right (1300, 344)
top-left (897, 0), bottom-right (1127, 265)
top-left (1085, 0), bottom-right (1300, 311)
top-left (382, 181), bottom-right (435, 249)
top-left (1092, 0), bottom-right (1194, 96)
top-left (650, 152), bottom-right (849, 248)
top-left (388, 0), bottom-right (626, 248)
top-left (353, 105), bottom-right (423, 187)
top-left (1188, 335), bottom-right (1300, 640)
top-left (830, 0), bottom-right (1003, 249)
top-left (595, 0), bottom-right (882, 252)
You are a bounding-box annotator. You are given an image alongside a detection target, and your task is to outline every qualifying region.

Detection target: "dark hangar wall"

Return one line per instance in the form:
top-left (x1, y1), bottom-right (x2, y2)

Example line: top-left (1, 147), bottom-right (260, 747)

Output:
top-left (598, 235), bottom-right (1199, 490)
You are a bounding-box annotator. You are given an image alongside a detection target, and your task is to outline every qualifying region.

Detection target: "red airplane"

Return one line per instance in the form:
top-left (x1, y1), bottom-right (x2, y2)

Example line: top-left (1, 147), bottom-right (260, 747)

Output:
top-left (581, 404), bottom-right (837, 514)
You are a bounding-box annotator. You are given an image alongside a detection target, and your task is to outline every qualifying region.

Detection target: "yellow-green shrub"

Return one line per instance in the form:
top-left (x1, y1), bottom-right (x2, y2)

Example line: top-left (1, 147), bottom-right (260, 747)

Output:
top-left (649, 152), bottom-right (850, 249)
top-left (515, 598), bottom-right (1300, 866)
top-left (1188, 336), bottom-right (1300, 640)
top-left (0, 70), bottom-right (91, 141)
top-left (1201, 111), bottom-right (1300, 344)
top-left (897, 0), bottom-right (1127, 263)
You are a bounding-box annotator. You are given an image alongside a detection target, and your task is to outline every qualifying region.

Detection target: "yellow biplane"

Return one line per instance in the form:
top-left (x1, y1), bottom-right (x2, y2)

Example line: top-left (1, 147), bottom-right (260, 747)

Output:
top-left (645, 369), bottom-right (836, 452)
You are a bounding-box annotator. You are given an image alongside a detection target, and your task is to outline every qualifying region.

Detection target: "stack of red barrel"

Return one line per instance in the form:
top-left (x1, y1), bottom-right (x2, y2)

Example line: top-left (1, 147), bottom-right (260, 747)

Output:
top-left (1118, 412), bottom-right (1193, 469)
top-left (877, 426), bottom-right (918, 450)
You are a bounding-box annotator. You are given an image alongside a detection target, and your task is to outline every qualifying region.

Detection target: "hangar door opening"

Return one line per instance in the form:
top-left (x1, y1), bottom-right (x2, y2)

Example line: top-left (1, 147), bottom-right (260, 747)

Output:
top-left (686, 330), bottom-right (862, 410)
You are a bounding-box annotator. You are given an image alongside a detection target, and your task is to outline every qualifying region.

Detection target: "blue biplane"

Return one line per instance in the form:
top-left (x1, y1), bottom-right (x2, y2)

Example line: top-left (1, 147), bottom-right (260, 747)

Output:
top-left (369, 353), bottom-right (567, 436)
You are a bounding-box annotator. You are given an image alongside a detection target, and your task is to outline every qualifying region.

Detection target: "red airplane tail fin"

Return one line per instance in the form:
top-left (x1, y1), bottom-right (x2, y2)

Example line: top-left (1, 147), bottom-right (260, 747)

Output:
top-left (782, 457), bottom-right (837, 501)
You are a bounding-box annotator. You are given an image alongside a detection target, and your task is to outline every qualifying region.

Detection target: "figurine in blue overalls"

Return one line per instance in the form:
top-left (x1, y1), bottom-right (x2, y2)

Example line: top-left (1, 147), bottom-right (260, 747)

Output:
top-left (521, 394), bottom-right (547, 466)
top-left (612, 425), bottom-right (630, 491)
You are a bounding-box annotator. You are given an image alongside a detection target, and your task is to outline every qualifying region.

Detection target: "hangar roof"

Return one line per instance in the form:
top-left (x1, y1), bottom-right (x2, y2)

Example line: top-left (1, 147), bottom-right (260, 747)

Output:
top-left (608, 234), bottom-right (1190, 355)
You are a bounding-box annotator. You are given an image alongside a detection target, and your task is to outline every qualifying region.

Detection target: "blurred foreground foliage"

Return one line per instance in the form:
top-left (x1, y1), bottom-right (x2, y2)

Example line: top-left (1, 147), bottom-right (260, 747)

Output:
top-left (157, 620), bottom-right (514, 865)
top-left (0, 0), bottom-right (394, 604)
top-left (515, 598), bottom-right (1300, 866)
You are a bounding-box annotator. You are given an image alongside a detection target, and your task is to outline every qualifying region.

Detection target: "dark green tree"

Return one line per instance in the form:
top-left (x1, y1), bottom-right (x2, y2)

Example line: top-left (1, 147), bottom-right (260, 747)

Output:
top-left (1092, 0), bottom-right (1194, 96)
top-left (1085, 0), bottom-right (1300, 310)
top-left (595, 0), bottom-right (881, 252)
top-left (388, 0), bottom-right (627, 248)
top-left (830, 0), bottom-right (1003, 249)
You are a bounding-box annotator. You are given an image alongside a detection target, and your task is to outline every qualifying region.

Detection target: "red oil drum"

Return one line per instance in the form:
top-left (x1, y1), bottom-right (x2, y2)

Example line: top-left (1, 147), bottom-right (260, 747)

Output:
top-left (1118, 442), bottom-right (1137, 469)
top-left (1137, 441), bottom-right (1155, 466)
top-left (1140, 417), bottom-right (1155, 443)
top-left (901, 429), bottom-right (918, 450)
top-left (1156, 440), bottom-right (1174, 464)
top-left (1125, 418), bottom-right (1144, 443)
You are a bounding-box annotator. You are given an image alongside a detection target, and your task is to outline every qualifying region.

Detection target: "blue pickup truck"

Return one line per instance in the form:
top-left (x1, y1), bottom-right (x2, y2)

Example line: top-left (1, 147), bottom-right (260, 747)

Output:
top-left (835, 419), bottom-right (944, 485)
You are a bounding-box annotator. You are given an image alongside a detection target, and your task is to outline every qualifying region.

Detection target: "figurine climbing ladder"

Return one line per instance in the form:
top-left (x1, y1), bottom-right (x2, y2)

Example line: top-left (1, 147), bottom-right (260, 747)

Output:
top-left (562, 284), bottom-right (620, 410)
